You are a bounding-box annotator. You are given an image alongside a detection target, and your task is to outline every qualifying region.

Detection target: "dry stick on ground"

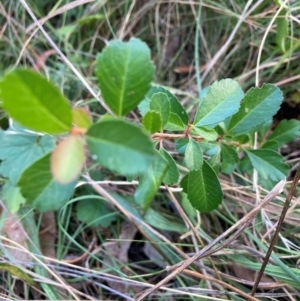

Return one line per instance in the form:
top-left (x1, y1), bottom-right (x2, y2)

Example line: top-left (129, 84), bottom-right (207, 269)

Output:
top-left (83, 175), bottom-right (191, 261)
top-left (181, 269), bottom-right (261, 301)
top-left (167, 219), bottom-right (253, 271)
top-left (251, 164), bottom-right (300, 296)
top-left (136, 180), bottom-right (286, 301)
top-left (166, 186), bottom-right (224, 285)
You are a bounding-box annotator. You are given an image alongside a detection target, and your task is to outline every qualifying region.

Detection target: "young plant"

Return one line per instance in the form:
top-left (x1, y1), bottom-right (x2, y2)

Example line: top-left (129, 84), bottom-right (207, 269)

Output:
top-left (0, 38), bottom-right (299, 216)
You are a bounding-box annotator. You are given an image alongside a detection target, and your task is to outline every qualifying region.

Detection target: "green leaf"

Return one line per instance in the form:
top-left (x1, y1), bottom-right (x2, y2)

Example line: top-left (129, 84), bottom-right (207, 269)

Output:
top-left (166, 113), bottom-right (185, 131)
top-left (200, 86), bottom-right (209, 99)
top-left (159, 148), bottom-right (179, 185)
top-left (86, 119), bottom-right (155, 176)
top-left (51, 135), bottom-right (85, 184)
top-left (221, 144), bottom-right (238, 174)
top-left (18, 154), bottom-right (76, 211)
top-left (175, 138), bottom-right (189, 154)
top-left (239, 155), bottom-right (252, 173)
top-left (144, 208), bottom-right (187, 232)
top-left (192, 125), bottom-right (218, 141)
top-left (199, 141), bottom-right (220, 156)
top-left (276, 9), bottom-right (288, 53)
top-left (231, 134), bottom-right (250, 144)
top-left (208, 151), bottom-right (221, 174)
top-left (180, 161), bottom-right (223, 212)
top-left (2, 181), bottom-right (26, 213)
top-left (72, 107), bottom-right (92, 129)
top-left (184, 139), bottom-right (203, 171)
top-left (138, 85), bottom-right (188, 128)
top-left (95, 38), bottom-right (155, 116)
top-left (245, 149), bottom-right (289, 181)
top-left (262, 119), bottom-right (300, 149)
top-left (194, 79), bottom-right (244, 127)
top-left (257, 120), bottom-right (273, 140)
top-left (150, 92), bottom-right (170, 127)
top-left (228, 84), bottom-right (283, 134)
top-left (0, 130), bottom-right (54, 184)
top-left (0, 69), bottom-right (72, 134)
top-left (142, 111), bottom-right (162, 133)
top-left (76, 197), bottom-right (116, 227)
top-left (135, 152), bottom-right (168, 210)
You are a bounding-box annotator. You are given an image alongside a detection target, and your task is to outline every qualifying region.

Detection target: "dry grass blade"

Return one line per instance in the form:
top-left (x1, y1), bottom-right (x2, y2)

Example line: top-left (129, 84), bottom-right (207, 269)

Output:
top-left (251, 164), bottom-right (300, 296)
top-left (0, 235), bottom-right (82, 301)
top-left (136, 180), bottom-right (286, 300)
top-left (18, 0), bottom-right (114, 115)
top-left (202, 0), bottom-right (264, 82)
top-left (181, 269), bottom-right (261, 301)
top-left (25, 0), bottom-right (96, 33)
top-left (83, 175), bottom-right (190, 260)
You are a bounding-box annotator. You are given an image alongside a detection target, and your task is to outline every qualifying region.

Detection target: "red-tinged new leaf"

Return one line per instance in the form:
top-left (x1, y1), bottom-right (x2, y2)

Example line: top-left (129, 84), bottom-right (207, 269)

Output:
top-left (72, 107), bottom-right (92, 129)
top-left (51, 135), bottom-right (85, 184)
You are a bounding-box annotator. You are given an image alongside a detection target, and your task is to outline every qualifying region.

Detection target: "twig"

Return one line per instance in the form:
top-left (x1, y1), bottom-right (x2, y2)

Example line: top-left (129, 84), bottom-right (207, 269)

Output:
top-left (83, 175), bottom-right (190, 261)
top-left (167, 219), bottom-right (251, 272)
top-left (181, 269), bottom-right (261, 301)
top-left (135, 180), bottom-right (285, 301)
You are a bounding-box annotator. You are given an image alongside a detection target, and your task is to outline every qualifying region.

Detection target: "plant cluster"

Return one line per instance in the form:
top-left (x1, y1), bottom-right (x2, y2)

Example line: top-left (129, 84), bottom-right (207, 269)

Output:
top-left (0, 37), bottom-right (299, 219)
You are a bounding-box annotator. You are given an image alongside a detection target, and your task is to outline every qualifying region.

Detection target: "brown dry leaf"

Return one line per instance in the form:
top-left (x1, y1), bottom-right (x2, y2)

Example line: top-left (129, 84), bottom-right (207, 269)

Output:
top-left (102, 222), bottom-right (138, 293)
top-left (2, 212), bottom-right (31, 266)
top-left (39, 212), bottom-right (57, 259)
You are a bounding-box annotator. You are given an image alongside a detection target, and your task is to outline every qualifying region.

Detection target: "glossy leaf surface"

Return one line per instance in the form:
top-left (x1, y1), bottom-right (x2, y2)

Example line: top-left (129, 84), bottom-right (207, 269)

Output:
top-left (228, 84), bottom-right (283, 134)
top-left (184, 139), bottom-right (203, 171)
top-left (246, 149), bottom-right (289, 181)
top-left (0, 69), bottom-right (72, 134)
top-left (194, 79), bottom-right (244, 127)
top-left (221, 144), bottom-right (238, 174)
top-left (96, 38), bottom-right (155, 116)
top-left (142, 111), bottom-right (162, 133)
top-left (181, 161), bottom-right (223, 212)
top-left (175, 138), bottom-right (189, 154)
top-left (86, 119), bottom-right (155, 176)
top-left (262, 119), bottom-right (300, 149)
top-left (150, 92), bottom-right (170, 127)
top-left (192, 125), bottom-right (218, 141)
top-left (139, 85), bottom-right (188, 129)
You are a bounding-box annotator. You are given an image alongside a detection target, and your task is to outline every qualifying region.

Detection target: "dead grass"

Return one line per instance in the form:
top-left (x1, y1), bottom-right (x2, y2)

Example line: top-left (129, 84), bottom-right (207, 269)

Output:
top-left (0, 0), bottom-right (300, 300)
